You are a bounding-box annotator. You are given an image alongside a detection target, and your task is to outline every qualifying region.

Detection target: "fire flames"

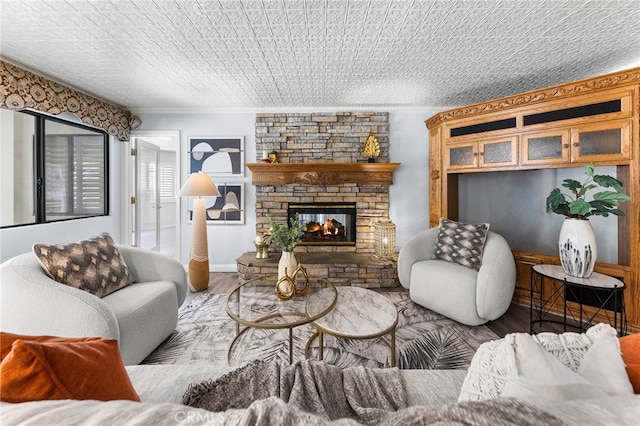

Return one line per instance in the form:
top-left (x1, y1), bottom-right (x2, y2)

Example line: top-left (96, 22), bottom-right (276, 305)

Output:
top-left (304, 218), bottom-right (345, 240)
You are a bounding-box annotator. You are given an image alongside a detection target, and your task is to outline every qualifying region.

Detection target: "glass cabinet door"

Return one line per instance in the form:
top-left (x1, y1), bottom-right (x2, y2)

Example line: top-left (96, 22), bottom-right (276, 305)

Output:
top-left (447, 142), bottom-right (477, 169)
top-left (479, 136), bottom-right (518, 168)
top-left (521, 130), bottom-right (571, 166)
top-left (571, 119), bottom-right (631, 162)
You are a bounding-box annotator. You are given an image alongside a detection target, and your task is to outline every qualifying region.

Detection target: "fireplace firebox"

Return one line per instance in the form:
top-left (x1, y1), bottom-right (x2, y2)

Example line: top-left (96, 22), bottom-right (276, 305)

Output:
top-left (288, 203), bottom-right (356, 246)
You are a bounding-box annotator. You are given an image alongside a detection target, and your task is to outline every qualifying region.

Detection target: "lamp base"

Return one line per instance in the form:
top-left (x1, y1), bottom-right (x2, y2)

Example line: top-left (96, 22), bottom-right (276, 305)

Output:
top-left (188, 258), bottom-right (210, 292)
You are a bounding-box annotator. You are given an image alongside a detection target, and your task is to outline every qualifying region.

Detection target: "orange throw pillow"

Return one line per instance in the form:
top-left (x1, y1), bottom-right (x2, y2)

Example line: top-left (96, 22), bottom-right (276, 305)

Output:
top-left (619, 333), bottom-right (640, 394)
top-left (0, 338), bottom-right (140, 403)
top-left (0, 332), bottom-right (100, 361)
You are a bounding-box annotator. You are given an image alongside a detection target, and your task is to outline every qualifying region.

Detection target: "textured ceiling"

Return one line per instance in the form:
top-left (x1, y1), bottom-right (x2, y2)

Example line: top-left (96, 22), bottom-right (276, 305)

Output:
top-left (1, 0), bottom-right (640, 113)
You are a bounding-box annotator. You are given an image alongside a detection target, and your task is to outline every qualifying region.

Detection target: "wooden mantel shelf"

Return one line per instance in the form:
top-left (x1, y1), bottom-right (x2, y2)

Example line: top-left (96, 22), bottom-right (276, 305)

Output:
top-left (246, 162), bottom-right (401, 186)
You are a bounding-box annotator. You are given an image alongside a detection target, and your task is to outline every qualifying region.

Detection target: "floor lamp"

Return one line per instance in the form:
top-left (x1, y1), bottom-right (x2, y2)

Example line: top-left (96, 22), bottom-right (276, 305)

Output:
top-left (178, 171), bottom-right (221, 292)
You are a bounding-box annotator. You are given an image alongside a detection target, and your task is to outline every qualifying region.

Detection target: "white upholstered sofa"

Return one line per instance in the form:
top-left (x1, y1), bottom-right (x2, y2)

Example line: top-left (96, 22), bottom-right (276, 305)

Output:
top-left (398, 227), bottom-right (516, 326)
top-left (2, 325), bottom-right (638, 425)
top-left (0, 246), bottom-right (187, 365)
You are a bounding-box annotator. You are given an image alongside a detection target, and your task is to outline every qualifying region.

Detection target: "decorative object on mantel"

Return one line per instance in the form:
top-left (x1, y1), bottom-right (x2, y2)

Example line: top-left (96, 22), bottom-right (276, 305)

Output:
top-left (260, 150), bottom-right (271, 163)
top-left (374, 220), bottom-right (396, 259)
top-left (268, 215), bottom-right (305, 282)
top-left (362, 134), bottom-right (380, 162)
top-left (546, 162), bottom-right (630, 278)
top-left (178, 172), bottom-right (221, 292)
top-left (253, 234), bottom-right (272, 259)
top-left (269, 150), bottom-right (278, 163)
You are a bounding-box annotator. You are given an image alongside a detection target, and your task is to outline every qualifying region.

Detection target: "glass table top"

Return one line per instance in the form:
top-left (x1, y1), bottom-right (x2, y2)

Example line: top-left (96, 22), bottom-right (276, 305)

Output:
top-left (225, 274), bottom-right (337, 329)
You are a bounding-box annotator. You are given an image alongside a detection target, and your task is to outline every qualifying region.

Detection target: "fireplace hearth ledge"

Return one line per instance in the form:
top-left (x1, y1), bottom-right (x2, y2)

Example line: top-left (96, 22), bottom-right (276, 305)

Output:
top-left (236, 252), bottom-right (399, 289)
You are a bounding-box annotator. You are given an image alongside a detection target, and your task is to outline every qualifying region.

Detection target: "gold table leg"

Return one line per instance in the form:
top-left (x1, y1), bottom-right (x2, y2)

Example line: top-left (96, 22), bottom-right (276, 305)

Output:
top-left (289, 327), bottom-right (293, 364)
top-left (390, 327), bottom-right (396, 367)
top-left (318, 330), bottom-right (324, 361)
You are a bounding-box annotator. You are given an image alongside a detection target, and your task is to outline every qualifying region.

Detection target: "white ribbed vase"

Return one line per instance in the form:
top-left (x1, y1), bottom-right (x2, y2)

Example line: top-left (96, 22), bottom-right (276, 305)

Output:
top-left (278, 251), bottom-right (297, 280)
top-left (558, 218), bottom-right (597, 278)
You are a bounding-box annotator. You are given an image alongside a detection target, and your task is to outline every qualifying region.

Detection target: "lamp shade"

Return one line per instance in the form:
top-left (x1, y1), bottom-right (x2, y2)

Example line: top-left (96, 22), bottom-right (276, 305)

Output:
top-left (178, 172), bottom-right (221, 197)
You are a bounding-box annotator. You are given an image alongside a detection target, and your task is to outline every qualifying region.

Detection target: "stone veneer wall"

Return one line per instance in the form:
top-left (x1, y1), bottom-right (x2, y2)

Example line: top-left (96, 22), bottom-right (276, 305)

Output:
top-left (254, 112), bottom-right (390, 255)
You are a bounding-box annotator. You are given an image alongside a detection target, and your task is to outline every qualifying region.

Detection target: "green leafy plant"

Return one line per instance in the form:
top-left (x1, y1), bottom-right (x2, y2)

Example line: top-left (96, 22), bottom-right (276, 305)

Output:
top-left (268, 214), bottom-right (305, 252)
top-left (546, 162), bottom-right (630, 219)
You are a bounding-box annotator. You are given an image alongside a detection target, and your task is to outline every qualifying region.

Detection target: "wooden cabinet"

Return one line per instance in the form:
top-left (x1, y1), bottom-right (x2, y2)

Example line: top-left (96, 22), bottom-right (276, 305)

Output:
top-left (522, 119), bottom-right (631, 166)
top-left (571, 119), bottom-right (631, 163)
top-left (429, 127), bottom-right (443, 226)
top-left (447, 136), bottom-right (518, 170)
top-left (521, 129), bottom-right (571, 166)
top-left (425, 67), bottom-right (640, 333)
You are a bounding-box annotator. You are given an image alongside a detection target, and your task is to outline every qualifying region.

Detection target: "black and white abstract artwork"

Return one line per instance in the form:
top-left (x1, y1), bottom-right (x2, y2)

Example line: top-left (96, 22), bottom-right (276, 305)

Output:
top-left (187, 183), bottom-right (244, 224)
top-left (189, 136), bottom-right (244, 178)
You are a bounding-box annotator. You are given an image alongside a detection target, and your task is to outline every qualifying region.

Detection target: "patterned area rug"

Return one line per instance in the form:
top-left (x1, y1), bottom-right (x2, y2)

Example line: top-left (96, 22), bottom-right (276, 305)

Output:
top-left (143, 290), bottom-right (499, 369)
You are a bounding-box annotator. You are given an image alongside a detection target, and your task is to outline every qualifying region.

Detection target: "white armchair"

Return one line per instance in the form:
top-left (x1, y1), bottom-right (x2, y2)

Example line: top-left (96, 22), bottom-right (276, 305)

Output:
top-left (0, 246), bottom-right (187, 365)
top-left (398, 227), bottom-right (516, 326)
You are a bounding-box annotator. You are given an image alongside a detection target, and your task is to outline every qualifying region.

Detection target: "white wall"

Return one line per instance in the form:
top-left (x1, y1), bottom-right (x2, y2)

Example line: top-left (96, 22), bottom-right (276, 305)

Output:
top-left (0, 132), bottom-right (122, 262)
top-left (136, 111), bottom-right (436, 267)
top-left (136, 113), bottom-right (258, 270)
top-left (389, 111), bottom-right (439, 248)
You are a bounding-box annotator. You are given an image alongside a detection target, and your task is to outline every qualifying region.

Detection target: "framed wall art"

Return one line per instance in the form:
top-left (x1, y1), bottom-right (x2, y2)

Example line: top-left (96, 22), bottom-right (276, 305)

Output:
top-left (189, 136), bottom-right (244, 178)
top-left (187, 182), bottom-right (245, 225)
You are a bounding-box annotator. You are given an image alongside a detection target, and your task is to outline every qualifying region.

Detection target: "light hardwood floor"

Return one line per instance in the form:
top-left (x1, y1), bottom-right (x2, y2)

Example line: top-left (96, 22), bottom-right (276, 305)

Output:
top-left (197, 272), bottom-right (568, 339)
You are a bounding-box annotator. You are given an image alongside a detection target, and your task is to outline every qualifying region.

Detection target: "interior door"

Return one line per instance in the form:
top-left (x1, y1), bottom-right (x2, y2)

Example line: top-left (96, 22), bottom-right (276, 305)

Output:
top-left (134, 140), bottom-right (161, 251)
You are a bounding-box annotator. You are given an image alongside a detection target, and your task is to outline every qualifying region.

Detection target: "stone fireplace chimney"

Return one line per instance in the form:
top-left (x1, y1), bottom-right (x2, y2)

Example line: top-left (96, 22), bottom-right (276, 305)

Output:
top-left (253, 112), bottom-right (391, 255)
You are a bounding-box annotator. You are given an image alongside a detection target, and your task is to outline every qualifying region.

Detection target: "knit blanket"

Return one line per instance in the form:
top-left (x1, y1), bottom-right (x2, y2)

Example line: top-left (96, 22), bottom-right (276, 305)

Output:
top-left (207, 397), bottom-right (563, 425)
top-left (183, 360), bottom-right (562, 425)
top-left (183, 359), bottom-right (407, 424)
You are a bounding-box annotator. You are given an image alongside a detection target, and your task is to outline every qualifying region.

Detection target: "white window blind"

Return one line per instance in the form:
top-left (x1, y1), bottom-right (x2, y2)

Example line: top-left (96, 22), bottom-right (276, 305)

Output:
top-left (45, 134), bottom-right (105, 218)
top-left (159, 151), bottom-right (176, 200)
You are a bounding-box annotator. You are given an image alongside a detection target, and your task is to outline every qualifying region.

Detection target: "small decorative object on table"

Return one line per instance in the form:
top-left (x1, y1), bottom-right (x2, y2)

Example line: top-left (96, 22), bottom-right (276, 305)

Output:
top-left (268, 214), bottom-right (305, 286)
top-left (292, 256), bottom-right (309, 297)
top-left (275, 270), bottom-right (295, 300)
top-left (253, 234), bottom-right (272, 259)
top-left (362, 134), bottom-right (380, 163)
top-left (275, 256), bottom-right (309, 300)
top-left (546, 162), bottom-right (630, 278)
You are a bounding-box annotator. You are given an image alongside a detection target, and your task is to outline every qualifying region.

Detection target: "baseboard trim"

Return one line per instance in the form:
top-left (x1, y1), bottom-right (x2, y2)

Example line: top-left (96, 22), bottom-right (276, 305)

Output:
top-left (211, 264), bottom-right (237, 273)
top-left (180, 263), bottom-right (237, 273)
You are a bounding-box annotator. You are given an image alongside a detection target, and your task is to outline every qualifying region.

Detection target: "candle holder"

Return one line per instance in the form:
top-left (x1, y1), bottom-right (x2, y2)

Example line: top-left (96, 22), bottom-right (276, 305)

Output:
top-left (374, 220), bottom-right (396, 259)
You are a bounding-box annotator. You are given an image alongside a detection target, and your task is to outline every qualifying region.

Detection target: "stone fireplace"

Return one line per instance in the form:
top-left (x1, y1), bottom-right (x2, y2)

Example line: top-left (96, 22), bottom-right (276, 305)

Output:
top-left (253, 112), bottom-right (391, 255)
top-left (237, 111), bottom-right (400, 288)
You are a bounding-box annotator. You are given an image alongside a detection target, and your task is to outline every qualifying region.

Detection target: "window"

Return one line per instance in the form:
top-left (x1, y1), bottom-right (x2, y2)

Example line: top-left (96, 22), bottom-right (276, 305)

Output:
top-left (159, 151), bottom-right (177, 200)
top-left (0, 109), bottom-right (108, 228)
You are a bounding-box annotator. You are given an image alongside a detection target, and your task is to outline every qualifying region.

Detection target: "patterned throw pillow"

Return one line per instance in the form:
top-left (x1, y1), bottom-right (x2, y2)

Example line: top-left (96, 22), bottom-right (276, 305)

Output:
top-left (33, 232), bottom-right (129, 298)
top-left (433, 218), bottom-right (489, 270)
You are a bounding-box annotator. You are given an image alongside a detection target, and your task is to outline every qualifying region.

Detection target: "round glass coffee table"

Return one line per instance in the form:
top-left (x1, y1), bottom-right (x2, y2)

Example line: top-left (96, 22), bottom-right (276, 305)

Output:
top-left (225, 274), bottom-right (337, 365)
top-left (305, 286), bottom-right (399, 367)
